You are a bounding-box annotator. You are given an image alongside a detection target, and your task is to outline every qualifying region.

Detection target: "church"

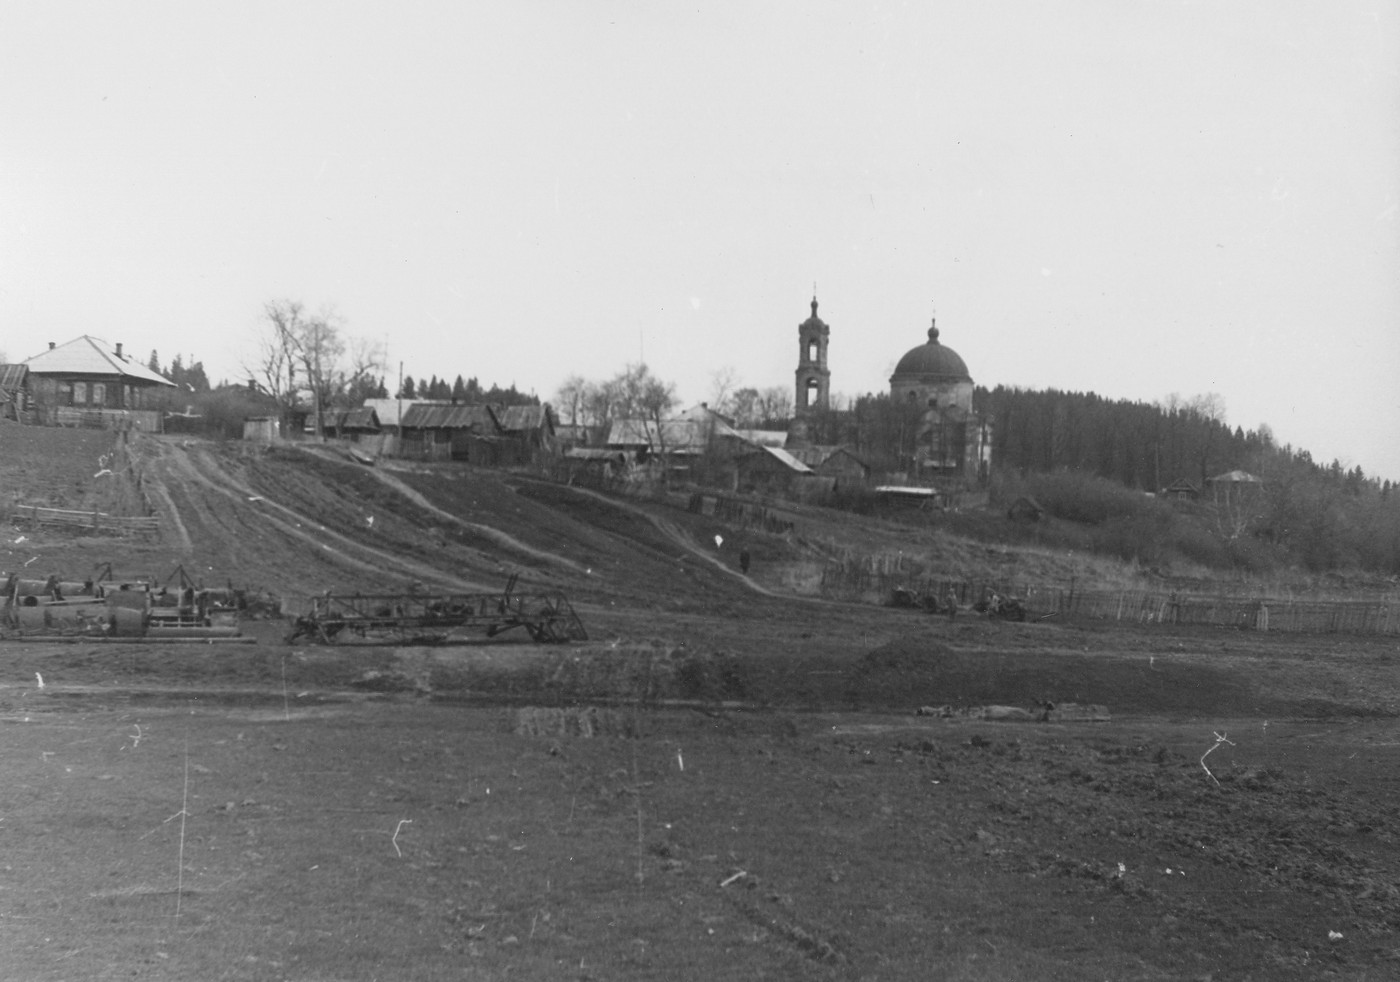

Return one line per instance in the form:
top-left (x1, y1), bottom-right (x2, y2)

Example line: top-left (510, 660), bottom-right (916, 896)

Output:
top-left (789, 296), bottom-right (992, 486)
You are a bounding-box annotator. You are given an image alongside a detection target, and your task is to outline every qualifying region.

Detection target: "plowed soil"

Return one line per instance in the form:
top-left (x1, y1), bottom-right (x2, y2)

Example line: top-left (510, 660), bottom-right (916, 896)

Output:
top-left (1, 430), bottom-right (1398, 981)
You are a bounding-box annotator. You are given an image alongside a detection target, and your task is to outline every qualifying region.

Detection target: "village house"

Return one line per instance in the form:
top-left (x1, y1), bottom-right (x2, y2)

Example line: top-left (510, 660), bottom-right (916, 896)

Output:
top-left (318, 407), bottom-right (382, 442)
top-left (398, 404), bottom-right (500, 462)
top-left (14, 336), bottom-right (175, 431)
top-left (494, 404), bottom-right (557, 465)
top-left (734, 445), bottom-right (815, 495)
top-left (786, 445), bottom-right (870, 488)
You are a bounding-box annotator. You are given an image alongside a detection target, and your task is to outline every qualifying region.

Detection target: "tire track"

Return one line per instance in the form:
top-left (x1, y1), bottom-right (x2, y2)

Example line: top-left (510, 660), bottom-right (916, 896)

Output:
top-left (297, 447), bottom-right (588, 574)
top-left (147, 439), bottom-right (488, 593)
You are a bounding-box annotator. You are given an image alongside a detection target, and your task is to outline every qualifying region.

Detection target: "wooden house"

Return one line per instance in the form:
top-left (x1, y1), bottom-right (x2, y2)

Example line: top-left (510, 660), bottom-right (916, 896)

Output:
top-left (399, 404), bottom-right (501, 462)
top-left (1161, 477), bottom-right (1200, 500)
top-left (734, 445), bottom-right (814, 495)
top-left (495, 404), bottom-right (556, 464)
top-left (20, 336), bottom-right (174, 431)
top-left (319, 407), bottom-right (382, 442)
top-left (787, 445), bottom-right (870, 488)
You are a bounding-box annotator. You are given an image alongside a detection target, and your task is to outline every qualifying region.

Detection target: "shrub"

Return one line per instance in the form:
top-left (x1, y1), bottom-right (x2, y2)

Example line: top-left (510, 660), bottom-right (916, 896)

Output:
top-left (1027, 470), bottom-right (1166, 526)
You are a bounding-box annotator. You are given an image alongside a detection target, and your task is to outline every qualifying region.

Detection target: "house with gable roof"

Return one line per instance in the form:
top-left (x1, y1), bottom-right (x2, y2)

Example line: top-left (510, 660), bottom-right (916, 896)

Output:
top-left (20, 336), bottom-right (175, 431)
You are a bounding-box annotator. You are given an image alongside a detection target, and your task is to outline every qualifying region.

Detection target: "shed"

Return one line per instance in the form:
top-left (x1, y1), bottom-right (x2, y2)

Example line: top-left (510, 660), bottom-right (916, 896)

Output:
top-left (0, 364), bottom-right (27, 420)
top-left (1161, 478), bottom-right (1201, 500)
top-left (243, 417), bottom-right (279, 443)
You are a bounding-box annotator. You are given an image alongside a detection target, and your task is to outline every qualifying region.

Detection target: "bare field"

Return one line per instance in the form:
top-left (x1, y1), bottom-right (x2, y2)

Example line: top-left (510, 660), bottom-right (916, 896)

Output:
top-left (1, 431), bottom-right (1398, 980)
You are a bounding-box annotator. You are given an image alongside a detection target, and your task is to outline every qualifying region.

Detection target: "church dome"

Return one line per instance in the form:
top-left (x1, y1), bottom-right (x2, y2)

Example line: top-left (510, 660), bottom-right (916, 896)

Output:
top-left (891, 318), bottom-right (970, 382)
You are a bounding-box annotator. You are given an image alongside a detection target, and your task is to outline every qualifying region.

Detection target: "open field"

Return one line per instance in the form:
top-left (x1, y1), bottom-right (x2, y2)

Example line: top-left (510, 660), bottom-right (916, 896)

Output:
top-left (1, 431), bottom-right (1398, 979)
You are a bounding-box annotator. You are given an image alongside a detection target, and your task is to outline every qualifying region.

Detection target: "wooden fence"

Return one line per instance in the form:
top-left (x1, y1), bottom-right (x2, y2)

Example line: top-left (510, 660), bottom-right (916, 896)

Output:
top-left (1045, 588), bottom-right (1399, 635)
top-left (11, 505), bottom-right (160, 537)
top-left (820, 560), bottom-right (1400, 636)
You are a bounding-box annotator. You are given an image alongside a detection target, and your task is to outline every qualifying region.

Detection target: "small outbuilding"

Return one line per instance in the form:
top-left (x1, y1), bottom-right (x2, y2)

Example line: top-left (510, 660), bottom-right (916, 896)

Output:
top-left (1161, 478), bottom-right (1201, 501)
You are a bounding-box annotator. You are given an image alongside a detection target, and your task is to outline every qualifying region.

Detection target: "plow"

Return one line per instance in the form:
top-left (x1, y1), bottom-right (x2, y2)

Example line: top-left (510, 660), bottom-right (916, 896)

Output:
top-left (284, 575), bottom-right (587, 645)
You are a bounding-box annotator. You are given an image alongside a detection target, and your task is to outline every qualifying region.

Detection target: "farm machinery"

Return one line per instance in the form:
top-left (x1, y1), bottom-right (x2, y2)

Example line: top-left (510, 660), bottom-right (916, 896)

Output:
top-left (1, 564), bottom-right (247, 641)
top-left (284, 575), bottom-right (587, 645)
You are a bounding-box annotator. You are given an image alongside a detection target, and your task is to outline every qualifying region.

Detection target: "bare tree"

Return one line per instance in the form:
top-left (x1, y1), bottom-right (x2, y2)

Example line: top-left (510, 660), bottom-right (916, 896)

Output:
top-left (729, 387), bottom-right (762, 427)
top-left (708, 366), bottom-right (740, 416)
top-left (243, 299), bottom-right (385, 436)
top-left (756, 386), bottom-right (793, 425)
top-left (243, 300), bottom-right (307, 422)
top-left (554, 375), bottom-right (590, 426)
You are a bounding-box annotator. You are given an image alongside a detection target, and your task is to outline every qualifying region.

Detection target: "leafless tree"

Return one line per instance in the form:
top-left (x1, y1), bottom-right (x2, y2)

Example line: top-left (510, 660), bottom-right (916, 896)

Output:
top-left (554, 375), bottom-right (588, 425)
top-left (756, 386), bottom-right (793, 425)
top-left (243, 299), bottom-right (385, 436)
top-left (708, 366), bottom-right (740, 416)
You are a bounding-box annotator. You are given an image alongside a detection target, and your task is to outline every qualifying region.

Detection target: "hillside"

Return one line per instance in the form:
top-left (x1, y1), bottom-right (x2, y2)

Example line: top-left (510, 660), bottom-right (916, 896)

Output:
top-left (1, 431), bottom-right (1152, 612)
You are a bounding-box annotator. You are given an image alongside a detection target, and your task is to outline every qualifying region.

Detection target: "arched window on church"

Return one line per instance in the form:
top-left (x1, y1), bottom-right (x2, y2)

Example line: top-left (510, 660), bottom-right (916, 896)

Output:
top-left (807, 340), bottom-right (818, 363)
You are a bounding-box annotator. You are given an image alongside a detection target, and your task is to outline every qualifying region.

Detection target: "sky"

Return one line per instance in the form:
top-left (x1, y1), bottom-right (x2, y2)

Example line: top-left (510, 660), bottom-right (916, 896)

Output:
top-left (3, 1), bottom-right (1398, 479)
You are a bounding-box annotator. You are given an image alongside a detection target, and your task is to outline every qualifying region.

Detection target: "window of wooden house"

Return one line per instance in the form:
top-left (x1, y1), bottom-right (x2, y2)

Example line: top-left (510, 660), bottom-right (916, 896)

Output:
top-left (72, 382), bottom-right (87, 405)
top-left (91, 383), bottom-right (106, 406)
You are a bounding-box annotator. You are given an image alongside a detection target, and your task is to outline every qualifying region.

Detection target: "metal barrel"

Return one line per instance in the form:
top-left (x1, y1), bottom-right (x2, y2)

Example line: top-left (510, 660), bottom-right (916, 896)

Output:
top-left (14, 607), bottom-right (49, 631)
top-left (110, 607), bottom-right (145, 636)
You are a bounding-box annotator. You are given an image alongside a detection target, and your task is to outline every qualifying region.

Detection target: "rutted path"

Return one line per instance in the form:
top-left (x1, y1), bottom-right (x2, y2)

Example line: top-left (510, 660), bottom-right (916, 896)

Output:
top-left (297, 446), bottom-right (588, 575)
top-left (138, 438), bottom-right (487, 593)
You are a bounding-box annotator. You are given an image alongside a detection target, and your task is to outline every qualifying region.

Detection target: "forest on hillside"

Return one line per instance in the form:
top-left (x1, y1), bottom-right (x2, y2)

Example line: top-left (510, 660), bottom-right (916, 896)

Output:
top-left (800, 385), bottom-right (1398, 577)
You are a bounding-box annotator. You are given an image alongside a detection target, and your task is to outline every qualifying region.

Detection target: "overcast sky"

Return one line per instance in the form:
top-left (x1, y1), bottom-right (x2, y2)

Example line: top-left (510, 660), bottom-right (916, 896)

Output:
top-left (4, 2), bottom-right (1398, 479)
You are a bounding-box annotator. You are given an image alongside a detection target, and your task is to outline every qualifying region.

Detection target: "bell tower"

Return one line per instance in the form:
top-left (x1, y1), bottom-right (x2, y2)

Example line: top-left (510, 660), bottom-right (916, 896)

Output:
top-left (794, 295), bottom-right (830, 414)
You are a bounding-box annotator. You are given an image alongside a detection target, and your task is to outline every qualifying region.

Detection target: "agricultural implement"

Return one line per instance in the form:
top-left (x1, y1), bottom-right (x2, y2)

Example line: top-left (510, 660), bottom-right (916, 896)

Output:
top-left (1, 564), bottom-right (247, 641)
top-left (285, 575), bottom-right (587, 645)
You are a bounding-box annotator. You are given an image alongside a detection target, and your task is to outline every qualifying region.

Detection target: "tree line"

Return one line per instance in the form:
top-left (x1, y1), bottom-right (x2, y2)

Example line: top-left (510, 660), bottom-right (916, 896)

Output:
top-left (397, 374), bottom-right (537, 406)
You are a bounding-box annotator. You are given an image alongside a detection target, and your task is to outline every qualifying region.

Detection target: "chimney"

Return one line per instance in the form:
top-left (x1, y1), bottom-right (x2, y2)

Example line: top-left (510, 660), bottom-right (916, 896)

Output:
top-left (48, 342), bottom-right (55, 350)
top-left (115, 342), bottom-right (123, 359)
